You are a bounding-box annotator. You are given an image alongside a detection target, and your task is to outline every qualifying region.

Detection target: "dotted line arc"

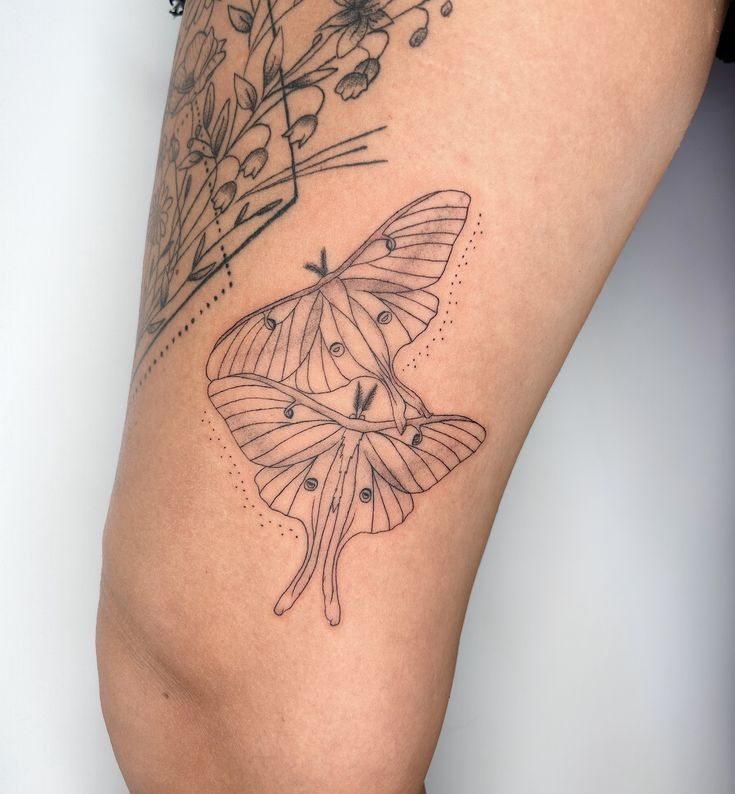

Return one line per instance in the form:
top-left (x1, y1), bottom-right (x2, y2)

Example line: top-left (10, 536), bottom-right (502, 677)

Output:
top-left (401, 214), bottom-right (483, 372)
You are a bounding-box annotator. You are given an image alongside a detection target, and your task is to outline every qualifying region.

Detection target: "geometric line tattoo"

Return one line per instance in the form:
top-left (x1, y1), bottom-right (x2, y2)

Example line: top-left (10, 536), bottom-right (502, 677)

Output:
top-left (207, 191), bottom-right (485, 624)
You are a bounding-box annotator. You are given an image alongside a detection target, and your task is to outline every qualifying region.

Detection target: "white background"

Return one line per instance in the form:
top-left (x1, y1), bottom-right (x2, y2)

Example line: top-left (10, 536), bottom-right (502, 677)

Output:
top-left (0, 3), bottom-right (733, 792)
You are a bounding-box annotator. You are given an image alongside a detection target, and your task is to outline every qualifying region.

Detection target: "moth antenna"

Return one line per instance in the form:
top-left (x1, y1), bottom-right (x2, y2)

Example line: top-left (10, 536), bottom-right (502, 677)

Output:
top-left (361, 384), bottom-right (378, 414)
top-left (320, 248), bottom-right (329, 275)
top-left (353, 381), bottom-right (363, 416)
top-left (304, 262), bottom-right (324, 277)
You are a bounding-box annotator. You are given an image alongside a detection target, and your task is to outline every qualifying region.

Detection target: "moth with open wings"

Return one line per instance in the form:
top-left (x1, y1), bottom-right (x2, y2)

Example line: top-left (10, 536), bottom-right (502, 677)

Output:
top-left (208, 374), bottom-right (485, 625)
top-left (206, 190), bottom-right (471, 433)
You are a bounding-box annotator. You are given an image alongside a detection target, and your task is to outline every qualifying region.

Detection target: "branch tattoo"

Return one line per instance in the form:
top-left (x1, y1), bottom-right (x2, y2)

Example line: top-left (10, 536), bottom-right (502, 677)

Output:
top-left (208, 191), bottom-right (485, 625)
top-left (138, 0), bottom-right (458, 374)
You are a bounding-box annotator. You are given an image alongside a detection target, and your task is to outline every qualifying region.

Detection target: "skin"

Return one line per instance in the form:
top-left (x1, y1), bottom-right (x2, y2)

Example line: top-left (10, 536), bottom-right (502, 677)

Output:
top-left (97, 1), bottom-right (727, 791)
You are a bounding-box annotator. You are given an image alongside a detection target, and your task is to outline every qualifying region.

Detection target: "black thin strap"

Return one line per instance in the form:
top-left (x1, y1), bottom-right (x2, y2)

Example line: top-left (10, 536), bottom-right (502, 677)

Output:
top-left (717, 2), bottom-right (734, 63)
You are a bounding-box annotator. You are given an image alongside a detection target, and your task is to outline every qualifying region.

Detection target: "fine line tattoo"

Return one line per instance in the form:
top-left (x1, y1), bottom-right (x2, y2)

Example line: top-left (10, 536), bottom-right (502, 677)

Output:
top-left (208, 190), bottom-right (486, 625)
top-left (137, 0), bottom-right (458, 374)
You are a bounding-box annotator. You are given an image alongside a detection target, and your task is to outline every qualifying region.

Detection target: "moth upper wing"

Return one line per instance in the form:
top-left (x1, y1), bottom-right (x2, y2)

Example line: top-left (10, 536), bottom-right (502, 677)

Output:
top-left (333, 190), bottom-right (471, 365)
top-left (208, 374), bottom-right (344, 469)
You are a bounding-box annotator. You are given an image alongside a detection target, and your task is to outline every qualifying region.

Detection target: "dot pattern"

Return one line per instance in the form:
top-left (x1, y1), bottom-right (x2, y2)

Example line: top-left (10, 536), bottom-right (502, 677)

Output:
top-left (202, 410), bottom-right (300, 541)
top-left (133, 104), bottom-right (237, 398)
top-left (400, 213), bottom-right (483, 372)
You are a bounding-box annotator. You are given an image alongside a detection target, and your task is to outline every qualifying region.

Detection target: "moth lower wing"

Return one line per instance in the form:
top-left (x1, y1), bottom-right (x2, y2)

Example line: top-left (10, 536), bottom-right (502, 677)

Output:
top-left (349, 289), bottom-right (439, 358)
top-left (208, 285), bottom-right (377, 395)
top-left (256, 441), bottom-right (347, 618)
top-left (209, 374), bottom-right (357, 620)
top-left (285, 279), bottom-right (423, 398)
top-left (320, 414), bottom-right (485, 624)
top-left (321, 440), bottom-right (415, 625)
top-left (321, 417), bottom-right (485, 619)
top-left (341, 293), bottom-right (437, 425)
top-left (362, 416), bottom-right (486, 494)
top-left (289, 283), bottom-right (440, 430)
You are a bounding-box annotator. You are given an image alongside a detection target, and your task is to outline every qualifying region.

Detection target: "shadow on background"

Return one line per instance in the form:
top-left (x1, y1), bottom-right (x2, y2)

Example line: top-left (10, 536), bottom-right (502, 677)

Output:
top-left (427, 61), bottom-right (734, 794)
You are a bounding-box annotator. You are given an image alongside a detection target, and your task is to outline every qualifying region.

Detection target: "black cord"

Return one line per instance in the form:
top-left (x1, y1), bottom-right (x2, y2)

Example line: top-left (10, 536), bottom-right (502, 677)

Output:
top-left (716, 2), bottom-right (734, 63)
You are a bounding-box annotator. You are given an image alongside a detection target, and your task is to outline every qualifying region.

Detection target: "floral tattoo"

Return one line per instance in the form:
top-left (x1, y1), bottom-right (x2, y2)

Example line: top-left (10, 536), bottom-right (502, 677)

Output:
top-left (136, 0), bottom-right (457, 378)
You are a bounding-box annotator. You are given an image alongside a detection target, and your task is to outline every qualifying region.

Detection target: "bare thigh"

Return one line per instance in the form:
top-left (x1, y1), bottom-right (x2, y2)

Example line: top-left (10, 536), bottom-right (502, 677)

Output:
top-left (97, 1), bottom-right (726, 792)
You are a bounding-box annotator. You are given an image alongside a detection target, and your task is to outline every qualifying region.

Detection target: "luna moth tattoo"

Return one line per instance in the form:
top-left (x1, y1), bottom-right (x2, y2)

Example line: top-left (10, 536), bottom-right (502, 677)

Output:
top-left (207, 190), bottom-right (471, 432)
top-left (207, 190), bottom-right (485, 625)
